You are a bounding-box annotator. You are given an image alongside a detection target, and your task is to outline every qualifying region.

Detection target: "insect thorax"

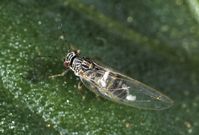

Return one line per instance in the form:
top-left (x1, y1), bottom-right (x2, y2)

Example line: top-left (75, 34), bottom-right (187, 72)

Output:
top-left (70, 57), bottom-right (94, 76)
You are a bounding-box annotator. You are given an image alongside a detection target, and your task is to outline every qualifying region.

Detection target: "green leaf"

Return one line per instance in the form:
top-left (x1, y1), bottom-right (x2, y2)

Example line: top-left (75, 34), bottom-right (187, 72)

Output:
top-left (0, 0), bottom-right (199, 134)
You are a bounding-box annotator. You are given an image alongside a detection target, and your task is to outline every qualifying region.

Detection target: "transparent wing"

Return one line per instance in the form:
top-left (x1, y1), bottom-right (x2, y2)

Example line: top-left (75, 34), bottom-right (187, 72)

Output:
top-left (80, 65), bottom-right (174, 110)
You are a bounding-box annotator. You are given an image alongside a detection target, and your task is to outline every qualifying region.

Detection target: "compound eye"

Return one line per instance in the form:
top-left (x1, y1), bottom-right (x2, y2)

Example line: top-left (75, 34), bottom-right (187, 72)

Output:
top-left (64, 61), bottom-right (69, 68)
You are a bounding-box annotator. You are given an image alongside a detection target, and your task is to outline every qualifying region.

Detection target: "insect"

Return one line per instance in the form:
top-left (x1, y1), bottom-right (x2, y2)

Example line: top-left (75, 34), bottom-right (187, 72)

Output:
top-left (51, 50), bottom-right (173, 110)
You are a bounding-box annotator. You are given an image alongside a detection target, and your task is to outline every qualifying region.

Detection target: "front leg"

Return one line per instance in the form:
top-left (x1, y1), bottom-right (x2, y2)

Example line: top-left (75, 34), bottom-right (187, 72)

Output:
top-left (49, 69), bottom-right (69, 79)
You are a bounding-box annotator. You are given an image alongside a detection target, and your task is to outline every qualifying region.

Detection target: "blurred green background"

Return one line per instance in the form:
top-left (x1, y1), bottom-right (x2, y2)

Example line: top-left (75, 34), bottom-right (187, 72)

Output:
top-left (0, 0), bottom-right (199, 134)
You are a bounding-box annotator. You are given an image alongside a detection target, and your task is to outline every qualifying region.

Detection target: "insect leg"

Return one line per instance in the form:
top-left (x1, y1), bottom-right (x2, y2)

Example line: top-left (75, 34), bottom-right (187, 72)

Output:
top-left (78, 81), bottom-right (83, 90)
top-left (76, 81), bottom-right (87, 100)
top-left (49, 69), bottom-right (69, 79)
